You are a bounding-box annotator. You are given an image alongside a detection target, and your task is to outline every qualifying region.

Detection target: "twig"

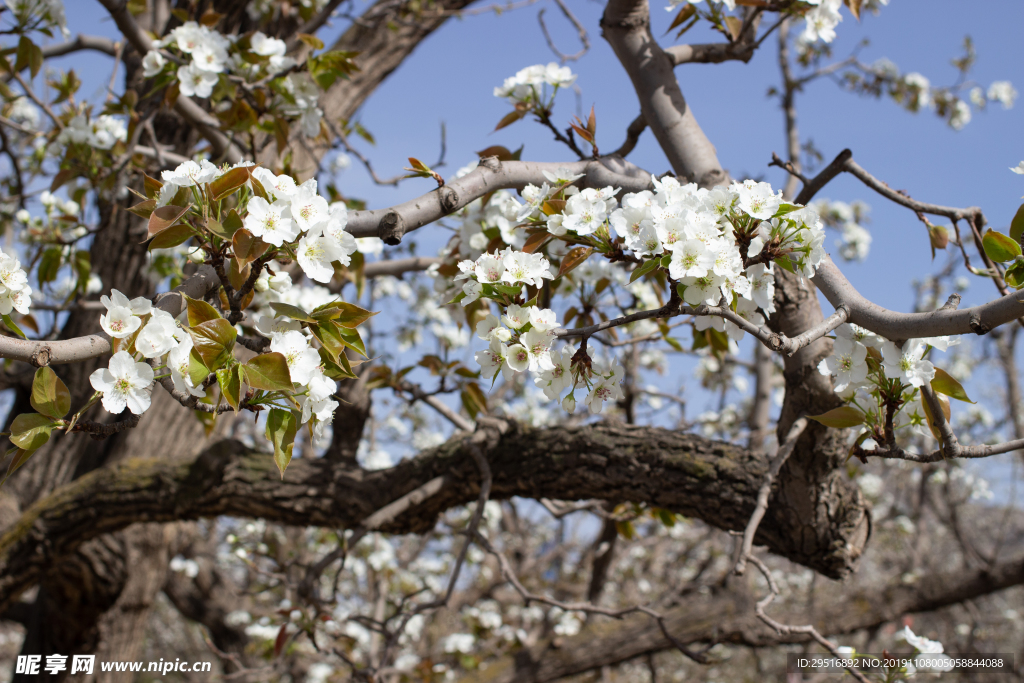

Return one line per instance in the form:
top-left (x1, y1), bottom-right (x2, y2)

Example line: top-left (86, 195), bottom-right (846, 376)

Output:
top-left (537, 0), bottom-right (590, 63)
top-left (734, 417), bottom-right (808, 575)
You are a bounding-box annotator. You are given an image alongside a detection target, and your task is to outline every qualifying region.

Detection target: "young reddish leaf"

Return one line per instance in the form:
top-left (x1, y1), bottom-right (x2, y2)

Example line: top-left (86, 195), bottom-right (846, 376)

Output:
top-left (3, 447), bottom-right (35, 485)
top-left (808, 406), bottom-right (865, 429)
top-left (127, 199), bottom-right (157, 219)
top-left (931, 367), bottom-right (974, 403)
top-left (666, 3), bottom-right (696, 33)
top-left (232, 227), bottom-right (269, 268)
top-left (184, 294), bottom-right (221, 326)
top-left (147, 204), bottom-right (189, 238)
top-left (227, 258), bottom-right (251, 291)
top-left (189, 318), bottom-right (237, 370)
top-left (297, 33), bottom-right (325, 50)
top-left (199, 8), bottom-right (225, 26)
top-left (494, 110), bottom-right (525, 131)
top-left (920, 390), bottom-right (951, 442)
top-left (243, 353), bottom-right (293, 391)
top-left (30, 366), bottom-right (70, 420)
top-left (209, 165), bottom-right (253, 201)
top-left (270, 302), bottom-right (315, 323)
top-left (522, 231), bottom-right (552, 254)
top-left (149, 223), bottom-right (194, 250)
top-left (476, 145), bottom-right (513, 160)
top-left (49, 168), bottom-right (74, 193)
top-left (844, 0), bottom-right (863, 21)
top-left (557, 246), bottom-right (594, 279)
top-left (143, 173), bottom-right (164, 198)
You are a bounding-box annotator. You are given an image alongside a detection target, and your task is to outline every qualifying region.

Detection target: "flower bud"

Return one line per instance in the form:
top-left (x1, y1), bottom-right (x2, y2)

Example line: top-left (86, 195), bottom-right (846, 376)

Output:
top-left (188, 249), bottom-right (206, 264)
top-left (268, 272), bottom-right (292, 292)
top-left (14, 209), bottom-right (30, 223)
top-left (254, 273), bottom-right (270, 292)
top-left (562, 393), bottom-right (575, 414)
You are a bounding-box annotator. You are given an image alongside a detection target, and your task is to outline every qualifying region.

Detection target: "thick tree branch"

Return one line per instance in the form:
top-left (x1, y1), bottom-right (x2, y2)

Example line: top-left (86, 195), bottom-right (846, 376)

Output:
top-left (346, 157), bottom-right (652, 244)
top-left (0, 421), bottom-right (870, 612)
top-left (0, 265), bottom-right (221, 366)
top-left (601, 0), bottom-right (728, 188)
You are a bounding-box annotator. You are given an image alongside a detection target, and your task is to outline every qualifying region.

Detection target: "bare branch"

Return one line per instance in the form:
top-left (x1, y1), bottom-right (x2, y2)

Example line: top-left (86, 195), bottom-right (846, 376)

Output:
top-left (537, 0), bottom-right (590, 63)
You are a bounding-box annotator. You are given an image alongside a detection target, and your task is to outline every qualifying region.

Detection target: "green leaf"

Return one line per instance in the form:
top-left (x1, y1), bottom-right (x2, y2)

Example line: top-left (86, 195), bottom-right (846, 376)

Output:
top-left (808, 406), bottom-right (865, 429)
top-left (774, 255), bottom-right (795, 273)
top-left (270, 302), bottom-right (315, 323)
top-left (127, 198), bottom-right (157, 219)
top-left (309, 321), bottom-right (345, 362)
top-left (30, 367), bottom-right (70, 419)
top-left (317, 346), bottom-right (356, 380)
top-left (2, 313), bottom-right (27, 340)
top-left (2, 447), bottom-right (35, 485)
top-left (1005, 261), bottom-right (1024, 289)
top-left (337, 326), bottom-right (366, 357)
top-left (216, 366), bottom-right (241, 412)
top-left (143, 173), bottom-right (163, 199)
top-left (189, 318), bottom-right (237, 370)
top-left (15, 36), bottom-right (42, 78)
top-left (490, 283), bottom-right (523, 297)
top-left (37, 247), bottom-right (61, 287)
top-left (184, 294), bottom-right (221, 326)
top-left (9, 413), bottom-right (54, 451)
top-left (930, 367), bottom-right (974, 403)
top-left (1010, 203), bottom-right (1024, 244)
top-left (773, 203), bottom-right (800, 218)
top-left (981, 229), bottom-right (1021, 263)
top-left (188, 350), bottom-right (212, 387)
top-left (461, 382), bottom-right (487, 420)
top-left (297, 33), bottom-right (324, 50)
top-left (494, 109), bottom-right (525, 132)
top-left (314, 301), bottom-right (377, 328)
top-left (629, 258), bottom-right (660, 284)
top-left (147, 204), bottom-right (189, 238)
top-left (266, 408), bottom-right (299, 478)
top-left (242, 353), bottom-right (292, 391)
top-left (209, 166), bottom-right (253, 201)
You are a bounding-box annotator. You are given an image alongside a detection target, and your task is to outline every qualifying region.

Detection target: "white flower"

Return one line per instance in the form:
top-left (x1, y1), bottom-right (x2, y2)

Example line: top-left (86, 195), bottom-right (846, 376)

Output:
top-left (142, 50), bottom-right (166, 77)
top-left (300, 394), bottom-right (338, 424)
top-left (501, 304), bottom-right (530, 330)
top-left (244, 196), bottom-right (298, 247)
top-left (271, 330), bottom-right (319, 385)
top-left (529, 307), bottom-right (559, 331)
top-left (521, 329), bottom-right (555, 371)
top-left (161, 159), bottom-right (219, 187)
top-left (443, 633), bottom-right (476, 654)
top-left (542, 167), bottom-right (585, 185)
top-left (501, 249), bottom-right (552, 288)
top-left (89, 350), bottom-right (155, 415)
top-left (505, 343), bottom-right (531, 373)
top-left (320, 205), bottom-right (358, 264)
top-left (288, 180), bottom-right (328, 233)
top-left (735, 180), bottom-right (782, 221)
top-left (474, 253), bottom-right (505, 283)
top-left (817, 336), bottom-right (868, 392)
top-left (268, 271), bottom-right (292, 292)
top-left (800, 0), bottom-right (842, 43)
top-left (297, 230), bottom-right (345, 283)
top-left (562, 393), bottom-right (576, 413)
top-left (835, 322), bottom-right (882, 349)
top-left (746, 263), bottom-right (775, 314)
top-left (1011, 161), bottom-right (1024, 175)
top-left (168, 336), bottom-right (206, 398)
top-left (135, 309), bottom-right (181, 358)
top-left (0, 284), bottom-right (31, 315)
top-left (476, 339), bottom-right (512, 382)
top-left (987, 80), bottom-right (1017, 109)
top-left (99, 289), bottom-right (151, 338)
top-left (251, 167), bottom-right (297, 200)
top-left (254, 314), bottom-right (302, 338)
top-left (563, 188), bottom-right (611, 235)
top-left (475, 314), bottom-right (511, 342)
top-left (177, 62), bottom-right (218, 98)
top-left (669, 238), bottom-right (714, 279)
top-left (535, 346), bottom-right (574, 400)
top-left (586, 365), bottom-right (624, 413)
top-left (461, 280), bottom-right (482, 305)
top-left (881, 339), bottom-right (935, 387)
top-left (837, 222), bottom-right (872, 261)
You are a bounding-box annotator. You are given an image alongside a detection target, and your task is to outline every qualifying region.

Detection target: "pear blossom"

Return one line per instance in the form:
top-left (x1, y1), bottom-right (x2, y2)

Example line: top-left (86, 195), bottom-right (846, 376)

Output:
top-left (135, 309), bottom-right (182, 358)
top-left (746, 263), bottom-right (775, 314)
top-left (244, 196), bottom-right (298, 246)
top-left (585, 364), bottom-right (624, 414)
top-left (734, 180), bottom-right (782, 221)
top-left (818, 337), bottom-right (869, 392)
top-left (297, 228), bottom-right (346, 283)
top-left (521, 329), bottom-right (555, 371)
top-left (89, 351), bottom-right (155, 415)
top-left (168, 337), bottom-right (206, 398)
top-left (562, 393), bottom-right (576, 413)
top-left (461, 280), bottom-right (483, 305)
top-left (320, 205), bottom-right (358, 261)
top-left (476, 339), bottom-right (512, 381)
top-left (474, 254), bottom-right (505, 283)
top-left (177, 62), bottom-right (218, 98)
top-left (252, 167), bottom-right (297, 200)
top-left (161, 159), bottom-right (219, 187)
top-left (529, 307), bottom-right (559, 331)
top-left (882, 339), bottom-right (935, 387)
top-left (271, 330), bottom-right (320, 385)
top-left (142, 50), bottom-right (166, 77)
top-left (0, 284), bottom-right (31, 316)
top-left (476, 314), bottom-right (511, 342)
top-left (501, 304), bottom-right (530, 330)
top-left (289, 180), bottom-right (328, 233)
top-left (535, 346), bottom-right (574, 400)
top-left (836, 322), bottom-right (882, 349)
top-left (505, 343), bottom-right (531, 373)
top-left (254, 314), bottom-right (302, 338)
top-left (501, 250), bottom-right (552, 288)
top-left (99, 289), bottom-right (151, 338)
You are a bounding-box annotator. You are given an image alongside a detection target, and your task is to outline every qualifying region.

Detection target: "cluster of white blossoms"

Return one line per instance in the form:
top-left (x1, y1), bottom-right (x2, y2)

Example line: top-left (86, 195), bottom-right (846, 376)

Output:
top-left (147, 21), bottom-right (233, 98)
top-left (810, 198), bottom-right (872, 262)
top-left (56, 113), bottom-right (128, 150)
top-left (0, 247), bottom-right (32, 317)
top-left (453, 247), bottom-right (554, 304)
top-left (242, 169), bottom-right (358, 283)
top-left (258, 320), bottom-right (338, 444)
top-left (493, 63), bottom-right (576, 106)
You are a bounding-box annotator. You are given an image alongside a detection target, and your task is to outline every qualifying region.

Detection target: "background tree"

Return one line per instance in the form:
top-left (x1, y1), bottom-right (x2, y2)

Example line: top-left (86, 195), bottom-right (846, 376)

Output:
top-left (0, 1), bottom-right (1022, 682)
